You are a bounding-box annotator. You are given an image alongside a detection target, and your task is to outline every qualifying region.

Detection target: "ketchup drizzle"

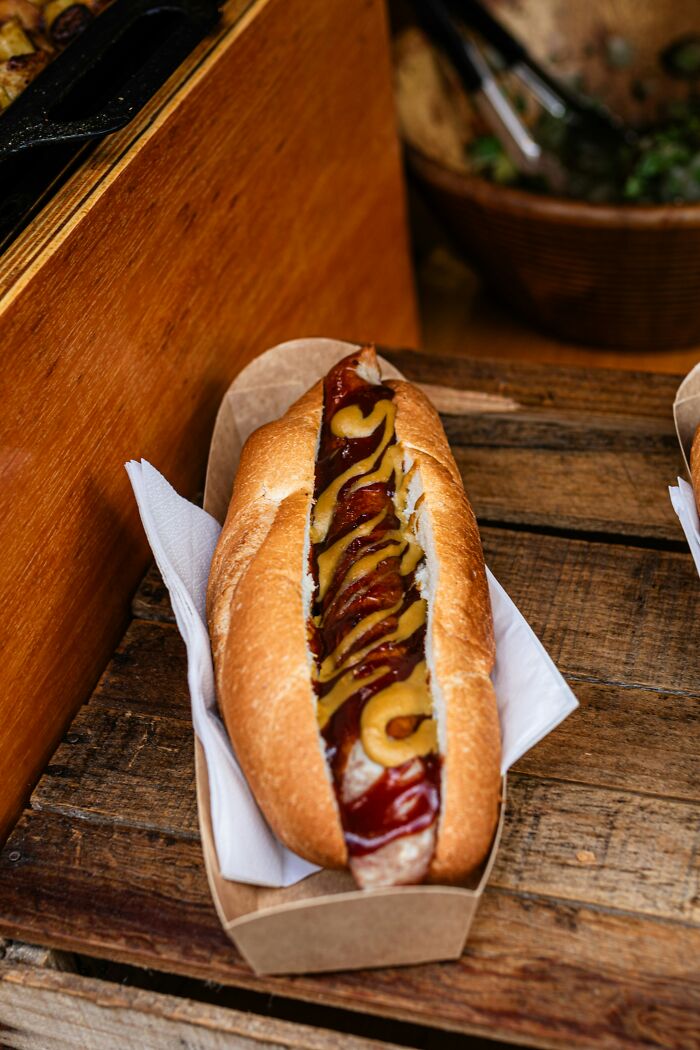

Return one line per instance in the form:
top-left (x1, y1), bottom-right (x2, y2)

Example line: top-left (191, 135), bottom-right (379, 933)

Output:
top-left (310, 350), bottom-right (441, 859)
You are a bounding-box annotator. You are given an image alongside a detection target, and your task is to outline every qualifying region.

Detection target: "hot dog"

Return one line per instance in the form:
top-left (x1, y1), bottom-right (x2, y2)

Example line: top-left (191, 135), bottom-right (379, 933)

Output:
top-left (207, 347), bottom-right (501, 889)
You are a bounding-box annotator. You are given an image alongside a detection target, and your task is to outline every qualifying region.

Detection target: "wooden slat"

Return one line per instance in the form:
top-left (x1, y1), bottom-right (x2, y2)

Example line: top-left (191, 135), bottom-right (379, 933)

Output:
top-left (385, 349), bottom-right (682, 421)
top-left (131, 567), bottom-right (176, 624)
top-left (0, 811), bottom-right (239, 976)
top-left (515, 678), bottom-right (700, 802)
top-left (0, 811), bottom-right (697, 1049)
top-left (483, 527), bottom-right (700, 694)
top-left (30, 688), bottom-right (700, 878)
top-left (494, 776), bottom-right (700, 923)
top-left (27, 744), bottom-right (700, 923)
top-left (0, 965), bottom-right (404, 1050)
top-left (32, 706), bottom-right (197, 840)
top-left (31, 669), bottom-right (700, 837)
top-left (22, 655), bottom-right (700, 926)
top-left (439, 405), bottom-right (679, 452)
top-left (90, 620), bottom-right (189, 718)
top-left (456, 447), bottom-right (681, 540)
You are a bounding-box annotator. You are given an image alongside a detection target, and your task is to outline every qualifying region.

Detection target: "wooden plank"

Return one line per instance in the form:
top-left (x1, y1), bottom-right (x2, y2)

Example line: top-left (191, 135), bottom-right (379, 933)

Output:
top-left (1, 942), bottom-right (74, 972)
top-left (90, 620), bottom-right (189, 719)
top-left (0, 965), bottom-right (404, 1050)
top-left (455, 447), bottom-right (681, 541)
top-left (32, 706), bottom-right (197, 840)
top-left (0, 811), bottom-right (241, 977)
top-left (31, 670), bottom-right (700, 848)
top-left (483, 527), bottom-right (700, 694)
top-left (515, 678), bottom-right (700, 803)
top-left (438, 403), bottom-right (679, 452)
top-left (0, 812), bottom-right (697, 1049)
top-left (494, 776), bottom-right (700, 923)
top-left (385, 348), bottom-right (682, 421)
top-left (0, 0), bottom-right (417, 839)
top-left (131, 567), bottom-right (175, 624)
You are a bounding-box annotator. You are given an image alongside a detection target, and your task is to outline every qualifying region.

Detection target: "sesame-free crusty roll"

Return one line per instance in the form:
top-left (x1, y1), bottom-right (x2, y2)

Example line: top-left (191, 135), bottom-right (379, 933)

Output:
top-left (207, 347), bottom-right (501, 889)
top-left (691, 426), bottom-right (700, 515)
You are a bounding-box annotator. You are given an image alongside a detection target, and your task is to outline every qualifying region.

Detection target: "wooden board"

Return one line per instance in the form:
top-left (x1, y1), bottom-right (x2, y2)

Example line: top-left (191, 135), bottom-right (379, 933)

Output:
top-left (0, 964), bottom-right (404, 1050)
top-left (0, 0), bottom-right (418, 840)
top-left (0, 350), bottom-right (698, 1049)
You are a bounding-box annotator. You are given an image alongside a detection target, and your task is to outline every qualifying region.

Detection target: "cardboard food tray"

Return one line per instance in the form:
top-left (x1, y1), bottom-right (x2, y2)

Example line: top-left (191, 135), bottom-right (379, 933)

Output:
top-left (674, 361), bottom-right (700, 474)
top-left (197, 337), bottom-right (506, 976)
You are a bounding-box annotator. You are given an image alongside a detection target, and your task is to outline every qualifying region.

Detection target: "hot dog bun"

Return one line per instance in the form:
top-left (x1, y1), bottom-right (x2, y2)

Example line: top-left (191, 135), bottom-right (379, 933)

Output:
top-left (691, 425), bottom-right (700, 514)
top-left (207, 348), bottom-right (500, 887)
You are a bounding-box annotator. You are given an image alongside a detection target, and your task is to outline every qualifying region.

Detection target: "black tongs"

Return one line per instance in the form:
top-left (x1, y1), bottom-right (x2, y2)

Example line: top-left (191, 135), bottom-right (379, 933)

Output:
top-left (452, 0), bottom-right (627, 132)
top-left (416, 0), bottom-right (631, 186)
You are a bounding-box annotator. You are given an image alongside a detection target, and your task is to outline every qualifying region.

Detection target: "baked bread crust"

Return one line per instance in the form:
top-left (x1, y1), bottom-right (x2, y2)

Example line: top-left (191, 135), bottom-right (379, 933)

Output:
top-left (207, 382), bottom-right (347, 869)
top-left (691, 426), bottom-right (700, 514)
top-left (207, 358), bottom-right (501, 884)
top-left (390, 380), bottom-right (500, 882)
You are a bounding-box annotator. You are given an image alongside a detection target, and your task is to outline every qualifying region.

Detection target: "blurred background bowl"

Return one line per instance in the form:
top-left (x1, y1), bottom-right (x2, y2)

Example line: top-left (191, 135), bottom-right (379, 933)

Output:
top-left (395, 0), bottom-right (700, 350)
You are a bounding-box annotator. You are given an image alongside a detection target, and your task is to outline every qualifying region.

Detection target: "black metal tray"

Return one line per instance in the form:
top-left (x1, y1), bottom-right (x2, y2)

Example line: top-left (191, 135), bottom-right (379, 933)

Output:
top-left (0, 0), bottom-right (219, 251)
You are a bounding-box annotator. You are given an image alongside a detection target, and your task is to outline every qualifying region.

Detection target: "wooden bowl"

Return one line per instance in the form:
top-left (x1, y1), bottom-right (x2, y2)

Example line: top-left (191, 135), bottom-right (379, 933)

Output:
top-left (410, 149), bottom-right (700, 350)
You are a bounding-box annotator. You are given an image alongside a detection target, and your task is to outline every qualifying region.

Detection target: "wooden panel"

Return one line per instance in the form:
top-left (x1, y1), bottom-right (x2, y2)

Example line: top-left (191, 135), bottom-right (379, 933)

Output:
top-left (494, 776), bottom-right (700, 922)
top-left (438, 404), bottom-right (679, 453)
top-left (515, 678), bottom-right (700, 802)
top-left (0, 811), bottom-right (245, 977)
top-left (32, 683), bottom-right (700, 845)
top-left (483, 528), bottom-right (700, 693)
top-left (90, 620), bottom-right (190, 719)
top-left (384, 348), bottom-right (682, 420)
top-left (131, 568), bottom-right (178, 624)
top-left (455, 448), bottom-right (681, 540)
top-left (31, 670), bottom-right (700, 842)
top-left (33, 706), bottom-right (197, 839)
top-left (0, 0), bottom-right (418, 838)
top-left (0, 965), bottom-right (403, 1050)
top-left (0, 812), bottom-right (697, 1050)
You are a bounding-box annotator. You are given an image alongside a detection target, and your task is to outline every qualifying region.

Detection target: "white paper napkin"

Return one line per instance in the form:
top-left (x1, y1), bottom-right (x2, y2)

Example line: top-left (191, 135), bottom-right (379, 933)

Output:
top-left (670, 478), bottom-right (700, 578)
top-left (127, 459), bottom-right (578, 888)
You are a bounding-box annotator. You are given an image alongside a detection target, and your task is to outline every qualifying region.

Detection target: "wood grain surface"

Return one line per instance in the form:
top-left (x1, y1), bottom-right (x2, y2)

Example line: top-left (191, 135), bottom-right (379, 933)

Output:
top-left (0, 0), bottom-right (418, 840)
top-left (0, 964), bottom-right (405, 1050)
top-left (1, 350), bottom-right (698, 1050)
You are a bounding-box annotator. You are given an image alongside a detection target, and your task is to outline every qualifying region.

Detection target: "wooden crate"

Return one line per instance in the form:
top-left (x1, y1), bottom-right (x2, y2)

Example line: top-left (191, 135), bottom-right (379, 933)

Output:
top-left (0, 0), bottom-right (418, 839)
top-left (0, 351), bottom-right (697, 1048)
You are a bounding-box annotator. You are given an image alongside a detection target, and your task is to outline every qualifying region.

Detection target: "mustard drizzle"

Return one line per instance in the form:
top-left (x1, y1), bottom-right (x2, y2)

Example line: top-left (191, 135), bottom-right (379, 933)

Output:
top-left (310, 400), bottom-right (396, 545)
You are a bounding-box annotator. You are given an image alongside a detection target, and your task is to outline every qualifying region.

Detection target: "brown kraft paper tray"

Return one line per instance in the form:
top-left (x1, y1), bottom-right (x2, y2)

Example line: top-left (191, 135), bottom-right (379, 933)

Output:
top-left (674, 360), bottom-right (700, 473)
top-left (196, 337), bottom-right (506, 976)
